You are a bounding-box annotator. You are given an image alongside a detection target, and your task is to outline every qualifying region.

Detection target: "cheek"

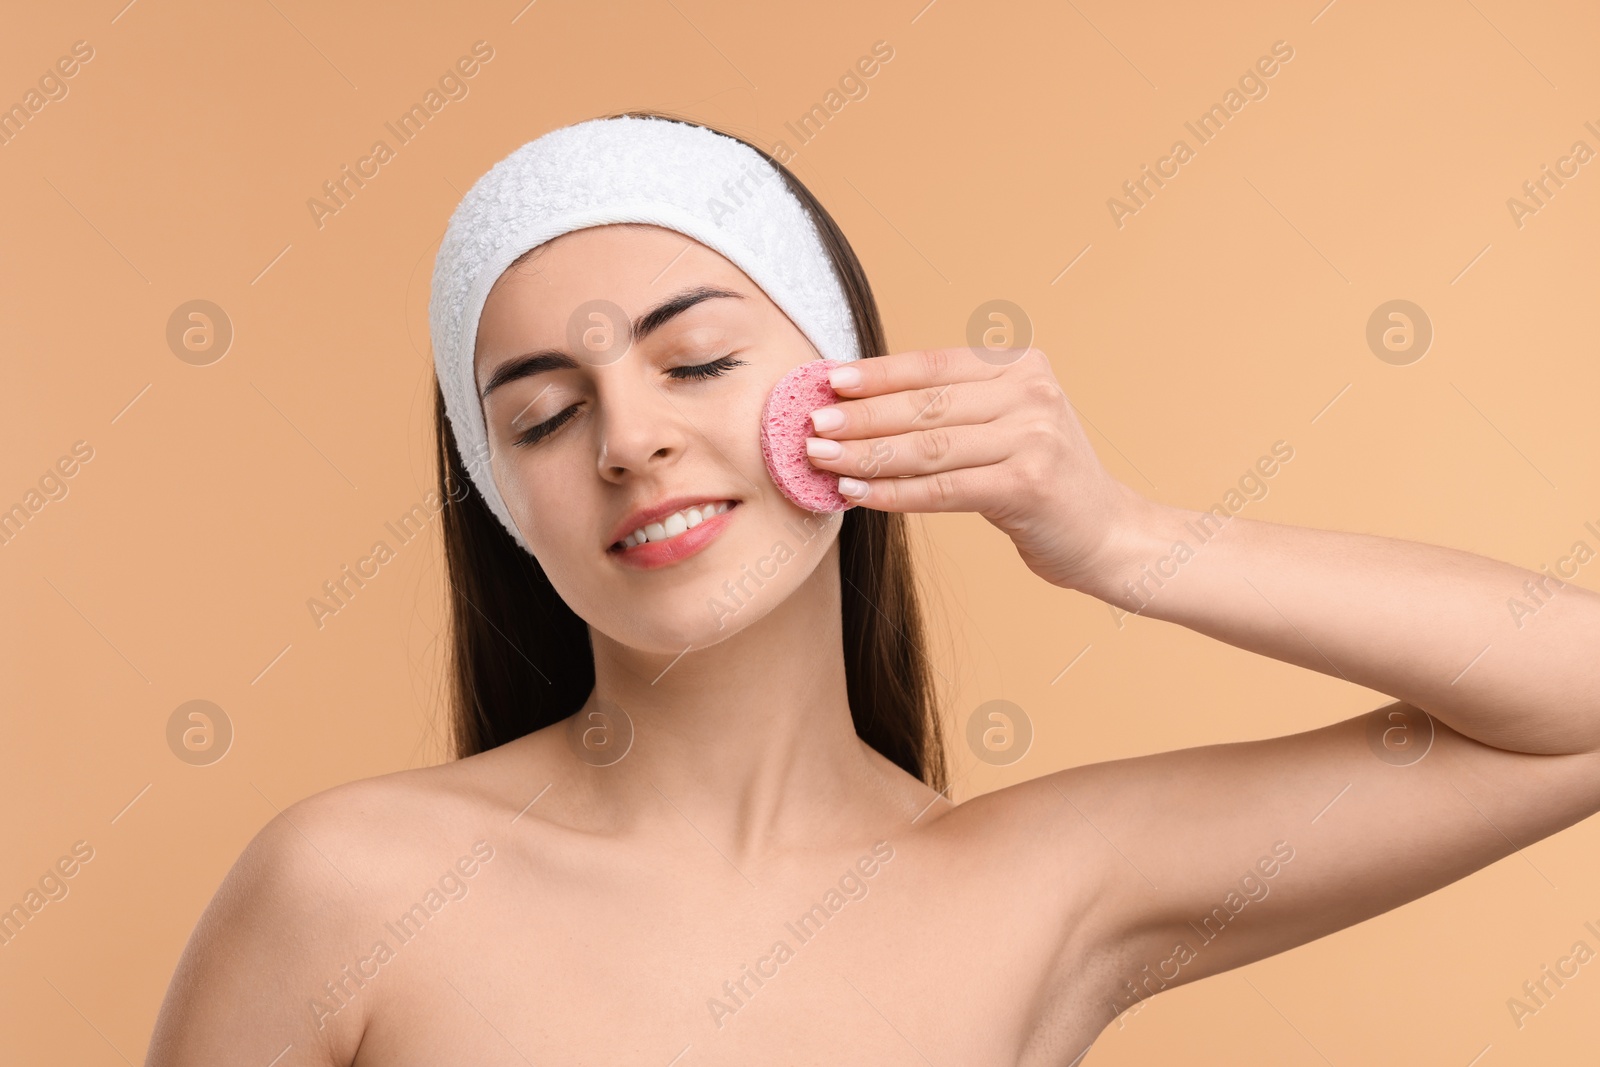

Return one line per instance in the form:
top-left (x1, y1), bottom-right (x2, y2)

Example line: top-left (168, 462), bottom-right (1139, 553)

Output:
top-left (491, 449), bottom-right (586, 560)
top-left (714, 392), bottom-right (770, 482)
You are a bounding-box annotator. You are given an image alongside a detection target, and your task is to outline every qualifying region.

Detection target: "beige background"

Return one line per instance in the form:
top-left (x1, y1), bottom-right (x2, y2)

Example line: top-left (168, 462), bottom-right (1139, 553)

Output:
top-left (3, 0), bottom-right (1598, 1062)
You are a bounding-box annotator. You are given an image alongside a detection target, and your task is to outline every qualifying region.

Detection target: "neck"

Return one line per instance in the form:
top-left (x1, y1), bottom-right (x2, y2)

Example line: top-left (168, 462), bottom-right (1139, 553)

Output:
top-left (573, 538), bottom-right (888, 863)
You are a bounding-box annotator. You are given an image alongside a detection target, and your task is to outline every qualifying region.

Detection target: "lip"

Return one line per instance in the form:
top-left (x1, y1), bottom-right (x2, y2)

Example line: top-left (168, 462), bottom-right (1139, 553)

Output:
top-left (606, 494), bottom-right (741, 548)
top-left (605, 496), bottom-right (740, 568)
top-left (609, 502), bottom-right (738, 570)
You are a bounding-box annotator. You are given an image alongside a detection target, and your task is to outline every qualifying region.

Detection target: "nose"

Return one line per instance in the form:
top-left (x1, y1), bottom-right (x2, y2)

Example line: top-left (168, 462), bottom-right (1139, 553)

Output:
top-left (595, 376), bottom-right (693, 483)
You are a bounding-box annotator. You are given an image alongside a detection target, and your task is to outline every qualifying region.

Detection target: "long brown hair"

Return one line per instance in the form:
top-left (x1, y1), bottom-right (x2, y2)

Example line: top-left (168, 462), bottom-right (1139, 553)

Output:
top-left (433, 110), bottom-right (948, 791)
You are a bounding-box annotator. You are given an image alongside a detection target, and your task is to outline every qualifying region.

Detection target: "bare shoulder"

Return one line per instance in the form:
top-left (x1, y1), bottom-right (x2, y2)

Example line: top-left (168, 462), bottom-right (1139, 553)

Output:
top-left (226, 731), bottom-right (561, 906)
top-left (271, 739), bottom-right (541, 856)
top-left (223, 740), bottom-right (540, 906)
top-left (146, 737), bottom-right (549, 1066)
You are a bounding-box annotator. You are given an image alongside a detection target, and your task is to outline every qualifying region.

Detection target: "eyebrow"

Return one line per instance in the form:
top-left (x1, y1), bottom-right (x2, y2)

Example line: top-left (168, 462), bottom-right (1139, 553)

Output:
top-left (478, 285), bottom-right (745, 399)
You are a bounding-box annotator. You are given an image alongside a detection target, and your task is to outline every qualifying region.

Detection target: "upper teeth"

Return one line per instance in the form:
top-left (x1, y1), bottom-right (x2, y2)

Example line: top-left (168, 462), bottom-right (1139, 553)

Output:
top-left (622, 501), bottom-right (731, 548)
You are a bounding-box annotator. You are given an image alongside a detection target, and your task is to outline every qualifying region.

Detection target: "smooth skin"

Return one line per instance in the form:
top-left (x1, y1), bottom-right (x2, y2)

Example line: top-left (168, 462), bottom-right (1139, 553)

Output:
top-left (146, 224), bottom-right (1600, 1066)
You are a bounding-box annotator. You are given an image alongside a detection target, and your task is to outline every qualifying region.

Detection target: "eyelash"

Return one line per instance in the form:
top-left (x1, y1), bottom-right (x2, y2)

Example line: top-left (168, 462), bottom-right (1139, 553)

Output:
top-left (512, 354), bottom-right (748, 447)
top-left (671, 353), bottom-right (747, 381)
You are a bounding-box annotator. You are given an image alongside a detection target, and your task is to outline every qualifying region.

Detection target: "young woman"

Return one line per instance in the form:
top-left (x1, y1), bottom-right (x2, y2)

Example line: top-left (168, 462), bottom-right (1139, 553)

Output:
top-left (146, 112), bottom-right (1600, 1066)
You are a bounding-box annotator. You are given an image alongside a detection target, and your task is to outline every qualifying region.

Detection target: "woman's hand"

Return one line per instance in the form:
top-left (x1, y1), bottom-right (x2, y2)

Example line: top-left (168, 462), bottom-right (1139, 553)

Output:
top-left (803, 347), bottom-right (1146, 592)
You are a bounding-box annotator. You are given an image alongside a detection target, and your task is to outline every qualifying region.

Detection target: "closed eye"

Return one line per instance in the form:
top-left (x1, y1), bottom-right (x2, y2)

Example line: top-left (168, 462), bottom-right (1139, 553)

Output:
top-left (511, 354), bottom-right (750, 447)
top-left (667, 354), bottom-right (748, 381)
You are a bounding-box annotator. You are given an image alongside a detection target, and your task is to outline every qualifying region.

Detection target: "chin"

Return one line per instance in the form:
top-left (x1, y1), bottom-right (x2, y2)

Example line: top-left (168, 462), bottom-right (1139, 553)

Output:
top-left (592, 592), bottom-right (781, 655)
top-left (592, 546), bottom-right (831, 655)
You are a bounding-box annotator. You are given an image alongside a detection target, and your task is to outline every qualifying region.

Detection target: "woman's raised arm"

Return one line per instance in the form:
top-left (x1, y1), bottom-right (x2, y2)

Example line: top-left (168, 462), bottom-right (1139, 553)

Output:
top-left (804, 344), bottom-right (1600, 1023)
top-left (1086, 494), bottom-right (1600, 758)
top-left (1032, 494), bottom-right (1600, 1014)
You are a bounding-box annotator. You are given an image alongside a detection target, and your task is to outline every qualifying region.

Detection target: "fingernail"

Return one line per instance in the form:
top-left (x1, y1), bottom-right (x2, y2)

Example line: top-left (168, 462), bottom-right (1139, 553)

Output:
top-left (805, 436), bottom-right (843, 460)
top-left (828, 365), bottom-right (861, 389)
top-left (837, 477), bottom-right (868, 499)
top-left (810, 407), bottom-right (844, 432)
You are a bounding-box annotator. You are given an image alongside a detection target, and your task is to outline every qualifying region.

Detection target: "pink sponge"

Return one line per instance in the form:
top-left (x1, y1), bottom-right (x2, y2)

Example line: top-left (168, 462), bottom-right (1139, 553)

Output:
top-left (760, 359), bottom-right (855, 513)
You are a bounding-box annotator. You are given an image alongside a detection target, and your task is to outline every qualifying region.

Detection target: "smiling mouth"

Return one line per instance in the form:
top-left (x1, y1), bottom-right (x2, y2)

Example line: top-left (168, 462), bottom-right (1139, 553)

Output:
top-left (610, 500), bottom-right (738, 552)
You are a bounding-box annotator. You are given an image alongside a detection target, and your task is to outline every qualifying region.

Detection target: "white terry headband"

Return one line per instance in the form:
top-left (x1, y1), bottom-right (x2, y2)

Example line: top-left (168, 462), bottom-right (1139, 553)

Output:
top-left (428, 114), bottom-right (863, 553)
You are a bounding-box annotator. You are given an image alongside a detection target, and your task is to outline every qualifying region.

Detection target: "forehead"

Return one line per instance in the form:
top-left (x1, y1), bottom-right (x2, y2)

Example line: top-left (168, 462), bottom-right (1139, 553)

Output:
top-left (474, 224), bottom-right (759, 358)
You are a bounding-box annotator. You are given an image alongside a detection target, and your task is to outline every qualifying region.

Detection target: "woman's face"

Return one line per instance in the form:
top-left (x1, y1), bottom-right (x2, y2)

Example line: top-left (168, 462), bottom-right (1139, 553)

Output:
top-left (473, 223), bottom-right (846, 654)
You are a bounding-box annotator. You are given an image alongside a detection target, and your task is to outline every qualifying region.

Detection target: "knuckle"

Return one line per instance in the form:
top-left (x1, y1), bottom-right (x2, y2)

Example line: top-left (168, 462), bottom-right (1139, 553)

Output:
top-left (848, 402), bottom-right (876, 436)
top-left (919, 427), bottom-right (951, 466)
top-left (931, 469), bottom-right (959, 508)
top-left (859, 440), bottom-right (894, 477)
top-left (923, 347), bottom-right (952, 382)
top-left (1023, 372), bottom-right (1065, 409)
top-left (1023, 417), bottom-right (1057, 448)
top-left (1022, 421), bottom-right (1063, 480)
top-left (912, 385), bottom-right (951, 422)
top-left (1016, 454), bottom-right (1048, 495)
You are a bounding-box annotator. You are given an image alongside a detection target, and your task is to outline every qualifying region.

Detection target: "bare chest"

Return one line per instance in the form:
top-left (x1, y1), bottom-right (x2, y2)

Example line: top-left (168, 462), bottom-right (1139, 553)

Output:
top-left (343, 836), bottom-right (1110, 1065)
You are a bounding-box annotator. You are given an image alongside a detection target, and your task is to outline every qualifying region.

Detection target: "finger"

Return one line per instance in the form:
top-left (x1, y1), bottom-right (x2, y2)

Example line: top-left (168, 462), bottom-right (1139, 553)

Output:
top-left (804, 421), bottom-right (1016, 480)
top-left (836, 462), bottom-right (1005, 514)
top-left (825, 346), bottom-right (1011, 400)
top-left (810, 374), bottom-right (1012, 442)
